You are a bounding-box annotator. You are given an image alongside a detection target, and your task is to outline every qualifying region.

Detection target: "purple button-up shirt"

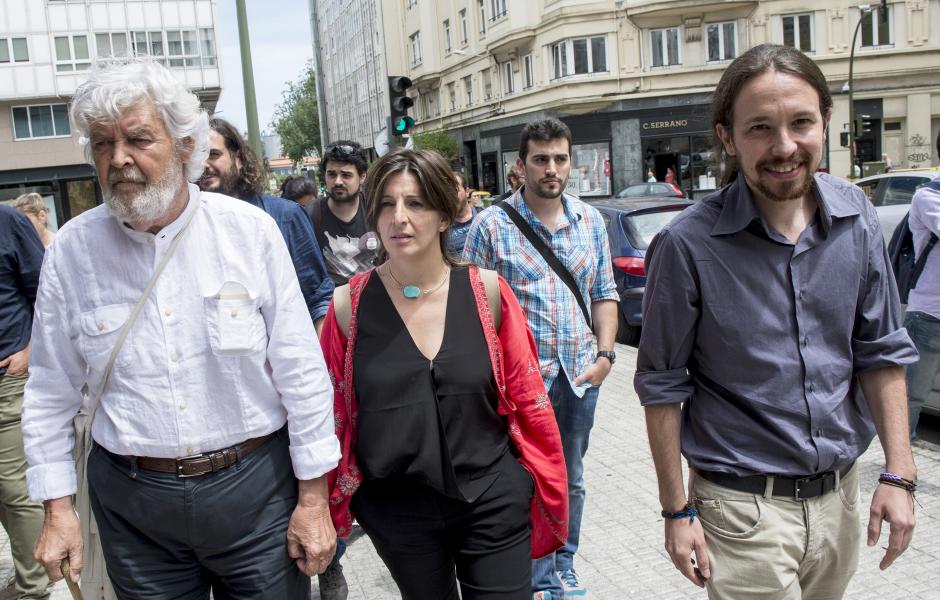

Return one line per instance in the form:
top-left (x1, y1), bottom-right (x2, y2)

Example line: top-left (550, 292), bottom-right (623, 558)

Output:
top-left (635, 172), bottom-right (917, 477)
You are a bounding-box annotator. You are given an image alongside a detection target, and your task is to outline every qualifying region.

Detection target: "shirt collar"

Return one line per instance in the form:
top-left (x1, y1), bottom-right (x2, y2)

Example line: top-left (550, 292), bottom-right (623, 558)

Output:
top-left (509, 185), bottom-right (583, 227)
top-left (710, 173), bottom-right (859, 237)
top-left (116, 183), bottom-right (201, 245)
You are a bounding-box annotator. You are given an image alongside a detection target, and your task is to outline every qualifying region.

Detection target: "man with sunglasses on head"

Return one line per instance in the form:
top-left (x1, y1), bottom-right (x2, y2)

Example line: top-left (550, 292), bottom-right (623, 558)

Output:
top-left (308, 141), bottom-right (380, 286)
top-left (199, 118), bottom-right (334, 334)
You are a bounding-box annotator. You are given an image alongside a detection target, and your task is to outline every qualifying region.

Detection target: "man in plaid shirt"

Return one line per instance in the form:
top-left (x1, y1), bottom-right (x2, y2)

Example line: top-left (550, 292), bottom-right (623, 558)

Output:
top-left (464, 118), bottom-right (618, 600)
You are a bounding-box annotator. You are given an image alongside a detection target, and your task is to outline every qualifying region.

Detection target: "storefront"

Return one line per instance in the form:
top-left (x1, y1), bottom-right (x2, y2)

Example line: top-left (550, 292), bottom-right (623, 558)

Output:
top-left (0, 164), bottom-right (101, 229)
top-left (637, 109), bottom-right (715, 199)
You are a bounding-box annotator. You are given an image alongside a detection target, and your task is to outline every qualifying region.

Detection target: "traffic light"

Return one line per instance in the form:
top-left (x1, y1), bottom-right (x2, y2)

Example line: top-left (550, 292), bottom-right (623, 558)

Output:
top-left (840, 131), bottom-right (850, 148)
top-left (388, 76), bottom-right (415, 136)
top-left (853, 115), bottom-right (872, 137)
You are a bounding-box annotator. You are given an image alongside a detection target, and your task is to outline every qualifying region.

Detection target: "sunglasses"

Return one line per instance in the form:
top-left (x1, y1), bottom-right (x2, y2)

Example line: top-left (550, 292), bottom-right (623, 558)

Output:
top-left (326, 144), bottom-right (358, 156)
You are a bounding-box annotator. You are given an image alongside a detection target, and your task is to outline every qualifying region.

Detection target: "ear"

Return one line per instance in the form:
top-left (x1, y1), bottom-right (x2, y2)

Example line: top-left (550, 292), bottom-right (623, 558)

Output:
top-left (516, 156), bottom-right (526, 177)
top-left (715, 124), bottom-right (736, 157)
top-left (234, 152), bottom-right (243, 171)
top-left (178, 136), bottom-right (195, 164)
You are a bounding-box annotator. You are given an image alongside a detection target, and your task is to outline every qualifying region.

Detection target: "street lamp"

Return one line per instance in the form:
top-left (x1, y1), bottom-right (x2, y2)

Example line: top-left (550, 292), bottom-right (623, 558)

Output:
top-left (847, 1), bottom-right (887, 178)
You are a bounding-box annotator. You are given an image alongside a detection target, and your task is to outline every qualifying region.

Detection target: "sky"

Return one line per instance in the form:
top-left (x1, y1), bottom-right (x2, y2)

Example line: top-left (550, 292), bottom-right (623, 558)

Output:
top-left (213, 0), bottom-right (314, 135)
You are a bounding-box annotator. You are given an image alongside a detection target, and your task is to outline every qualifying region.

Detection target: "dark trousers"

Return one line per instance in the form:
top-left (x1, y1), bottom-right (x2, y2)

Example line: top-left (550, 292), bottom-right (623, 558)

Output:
top-left (351, 452), bottom-right (534, 600)
top-left (87, 430), bottom-right (310, 600)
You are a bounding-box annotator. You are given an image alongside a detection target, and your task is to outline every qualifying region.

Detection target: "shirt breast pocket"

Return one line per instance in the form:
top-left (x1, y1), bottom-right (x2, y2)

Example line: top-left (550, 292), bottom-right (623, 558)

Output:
top-left (508, 241), bottom-right (548, 282)
top-left (79, 303), bottom-right (135, 372)
top-left (204, 282), bottom-right (267, 356)
top-left (566, 244), bottom-right (595, 283)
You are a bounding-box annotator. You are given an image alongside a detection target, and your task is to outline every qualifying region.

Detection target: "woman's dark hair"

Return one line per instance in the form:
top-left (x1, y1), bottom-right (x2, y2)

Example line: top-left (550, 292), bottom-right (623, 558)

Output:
top-left (519, 118), bottom-right (571, 161)
top-left (364, 149), bottom-right (460, 267)
top-left (320, 140), bottom-right (368, 177)
top-left (280, 175), bottom-right (317, 202)
top-left (208, 117), bottom-right (266, 197)
top-left (711, 44), bottom-right (832, 186)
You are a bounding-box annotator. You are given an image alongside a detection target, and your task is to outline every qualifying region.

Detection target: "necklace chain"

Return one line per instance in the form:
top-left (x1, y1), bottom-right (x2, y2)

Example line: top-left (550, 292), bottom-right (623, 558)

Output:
top-left (384, 264), bottom-right (449, 297)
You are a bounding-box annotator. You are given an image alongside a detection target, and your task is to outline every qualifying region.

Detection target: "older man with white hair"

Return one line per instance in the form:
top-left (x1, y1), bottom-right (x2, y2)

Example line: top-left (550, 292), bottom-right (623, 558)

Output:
top-left (22, 60), bottom-right (339, 599)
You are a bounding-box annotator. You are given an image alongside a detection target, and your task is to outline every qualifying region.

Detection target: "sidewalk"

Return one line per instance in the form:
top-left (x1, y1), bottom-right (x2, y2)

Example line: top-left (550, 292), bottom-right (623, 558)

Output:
top-left (4, 343), bottom-right (938, 599)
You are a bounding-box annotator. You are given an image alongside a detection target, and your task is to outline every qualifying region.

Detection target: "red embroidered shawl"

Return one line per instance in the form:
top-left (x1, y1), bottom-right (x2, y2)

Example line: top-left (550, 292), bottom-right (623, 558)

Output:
top-left (318, 266), bottom-right (568, 558)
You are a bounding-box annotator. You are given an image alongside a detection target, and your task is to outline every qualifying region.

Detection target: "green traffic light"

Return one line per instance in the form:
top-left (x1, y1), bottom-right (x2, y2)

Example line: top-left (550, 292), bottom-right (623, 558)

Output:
top-left (394, 116), bottom-right (416, 133)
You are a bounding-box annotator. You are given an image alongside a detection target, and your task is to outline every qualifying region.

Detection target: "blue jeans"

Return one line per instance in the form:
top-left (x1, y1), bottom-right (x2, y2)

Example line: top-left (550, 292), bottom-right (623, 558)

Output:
top-left (531, 372), bottom-right (599, 594)
top-left (906, 311), bottom-right (940, 438)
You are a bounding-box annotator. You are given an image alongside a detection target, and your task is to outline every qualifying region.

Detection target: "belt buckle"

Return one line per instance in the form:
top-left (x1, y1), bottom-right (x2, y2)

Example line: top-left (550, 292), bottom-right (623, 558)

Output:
top-left (176, 453), bottom-right (210, 478)
top-left (793, 471), bottom-right (834, 500)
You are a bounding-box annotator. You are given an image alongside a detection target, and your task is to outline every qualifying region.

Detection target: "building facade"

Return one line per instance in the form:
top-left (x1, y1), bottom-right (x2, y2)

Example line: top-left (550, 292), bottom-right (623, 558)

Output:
top-left (0, 0), bottom-right (222, 227)
top-left (371, 0), bottom-right (940, 197)
top-left (310, 0), bottom-right (388, 154)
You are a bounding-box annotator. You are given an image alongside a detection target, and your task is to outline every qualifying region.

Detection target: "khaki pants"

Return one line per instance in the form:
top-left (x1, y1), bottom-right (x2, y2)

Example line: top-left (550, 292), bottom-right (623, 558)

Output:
top-left (0, 374), bottom-right (50, 600)
top-left (691, 464), bottom-right (861, 600)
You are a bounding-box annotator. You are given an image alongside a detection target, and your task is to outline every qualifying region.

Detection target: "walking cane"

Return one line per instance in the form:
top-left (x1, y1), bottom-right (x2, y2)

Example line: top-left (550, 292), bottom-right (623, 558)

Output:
top-left (61, 558), bottom-right (84, 600)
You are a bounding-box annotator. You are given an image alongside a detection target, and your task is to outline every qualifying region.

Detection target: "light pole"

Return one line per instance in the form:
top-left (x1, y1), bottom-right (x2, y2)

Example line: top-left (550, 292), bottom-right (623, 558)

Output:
top-left (847, 5), bottom-right (872, 179)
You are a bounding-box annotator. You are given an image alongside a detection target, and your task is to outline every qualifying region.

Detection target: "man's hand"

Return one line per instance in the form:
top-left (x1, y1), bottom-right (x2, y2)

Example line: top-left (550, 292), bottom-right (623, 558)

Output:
top-left (867, 483), bottom-right (915, 570)
top-left (665, 517), bottom-right (711, 587)
top-left (0, 346), bottom-right (30, 376)
top-left (573, 357), bottom-right (612, 387)
top-left (34, 497), bottom-right (83, 583)
top-left (286, 476), bottom-right (336, 576)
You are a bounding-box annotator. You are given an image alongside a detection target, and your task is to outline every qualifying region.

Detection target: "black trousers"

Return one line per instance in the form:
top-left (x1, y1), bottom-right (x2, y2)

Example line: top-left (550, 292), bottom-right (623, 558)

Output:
top-left (87, 430), bottom-right (310, 600)
top-left (351, 452), bottom-right (534, 600)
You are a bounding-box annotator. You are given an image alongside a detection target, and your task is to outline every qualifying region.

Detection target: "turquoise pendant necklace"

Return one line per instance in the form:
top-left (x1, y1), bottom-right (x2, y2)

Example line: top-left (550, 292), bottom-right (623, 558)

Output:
top-left (384, 264), bottom-right (449, 299)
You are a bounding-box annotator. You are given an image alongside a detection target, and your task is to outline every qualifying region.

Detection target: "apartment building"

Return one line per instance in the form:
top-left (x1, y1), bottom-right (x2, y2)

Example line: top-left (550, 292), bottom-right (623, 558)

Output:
top-left (310, 0), bottom-right (388, 154)
top-left (0, 0), bottom-right (222, 228)
top-left (378, 0), bottom-right (940, 197)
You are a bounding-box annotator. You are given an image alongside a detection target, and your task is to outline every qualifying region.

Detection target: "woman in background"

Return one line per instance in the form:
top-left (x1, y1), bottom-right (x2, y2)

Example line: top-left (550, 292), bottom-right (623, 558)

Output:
top-left (319, 148), bottom-right (568, 599)
top-left (12, 193), bottom-right (55, 247)
top-left (279, 175), bottom-right (318, 207)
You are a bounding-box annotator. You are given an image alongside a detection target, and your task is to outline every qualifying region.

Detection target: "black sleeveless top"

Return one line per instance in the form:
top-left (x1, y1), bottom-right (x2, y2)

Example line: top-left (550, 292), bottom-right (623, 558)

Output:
top-left (353, 268), bottom-right (509, 502)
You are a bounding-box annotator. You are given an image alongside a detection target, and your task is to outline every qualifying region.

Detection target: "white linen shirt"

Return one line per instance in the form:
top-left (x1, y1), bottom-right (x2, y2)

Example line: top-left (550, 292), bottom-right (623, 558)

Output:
top-left (23, 184), bottom-right (340, 501)
top-left (907, 175), bottom-right (940, 319)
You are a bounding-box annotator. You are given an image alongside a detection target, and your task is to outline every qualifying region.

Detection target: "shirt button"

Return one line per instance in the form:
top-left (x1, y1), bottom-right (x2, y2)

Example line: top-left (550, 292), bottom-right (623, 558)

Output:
top-left (230, 309), bottom-right (238, 318)
top-left (815, 428), bottom-right (822, 437)
top-left (799, 290), bottom-right (806, 300)
top-left (802, 337), bottom-right (809, 347)
top-left (808, 382), bottom-right (815, 393)
top-left (164, 308), bottom-right (173, 317)
top-left (170, 352), bottom-right (179, 363)
top-left (179, 401), bottom-right (187, 410)
top-left (186, 447), bottom-right (194, 454)
top-left (97, 322), bottom-right (105, 332)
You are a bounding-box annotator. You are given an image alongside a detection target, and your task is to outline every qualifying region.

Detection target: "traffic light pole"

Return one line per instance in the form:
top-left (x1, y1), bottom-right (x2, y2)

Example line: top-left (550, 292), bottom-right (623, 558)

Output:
top-left (847, 10), bottom-right (867, 179)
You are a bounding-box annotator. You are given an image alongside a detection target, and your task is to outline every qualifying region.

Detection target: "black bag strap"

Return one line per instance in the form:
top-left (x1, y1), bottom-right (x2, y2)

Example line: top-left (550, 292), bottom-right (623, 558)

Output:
top-left (496, 200), bottom-right (592, 329)
top-left (910, 232), bottom-right (938, 293)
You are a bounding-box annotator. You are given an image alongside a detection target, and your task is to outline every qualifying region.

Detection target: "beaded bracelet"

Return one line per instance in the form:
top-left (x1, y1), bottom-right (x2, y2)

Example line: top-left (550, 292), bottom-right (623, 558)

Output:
top-left (661, 504), bottom-right (699, 523)
top-left (878, 472), bottom-right (917, 493)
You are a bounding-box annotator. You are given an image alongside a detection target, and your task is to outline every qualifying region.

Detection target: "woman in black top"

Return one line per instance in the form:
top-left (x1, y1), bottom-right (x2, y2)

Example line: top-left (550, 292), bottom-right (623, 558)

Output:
top-left (321, 149), bottom-right (567, 599)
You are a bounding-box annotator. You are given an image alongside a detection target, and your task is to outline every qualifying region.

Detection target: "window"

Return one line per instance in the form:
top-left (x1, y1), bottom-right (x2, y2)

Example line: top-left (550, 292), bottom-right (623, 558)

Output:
top-left (0, 37), bottom-right (29, 63)
top-left (503, 61), bottom-right (514, 95)
top-left (166, 30), bottom-right (199, 66)
top-left (861, 6), bottom-right (892, 47)
top-left (199, 28), bottom-right (216, 66)
top-left (651, 28), bottom-right (680, 67)
top-left (490, 0), bottom-right (507, 20)
top-left (478, 0), bottom-right (486, 35)
top-left (409, 31), bottom-right (422, 65)
top-left (95, 32), bottom-right (128, 59)
top-left (459, 9), bottom-right (468, 44)
top-left (782, 14), bottom-right (813, 52)
top-left (407, 0), bottom-right (417, 8)
top-left (483, 68), bottom-right (493, 99)
top-left (523, 54), bottom-right (534, 89)
top-left (463, 75), bottom-right (473, 105)
top-left (552, 36), bottom-right (607, 79)
top-left (424, 92), bottom-right (436, 118)
top-left (448, 82), bottom-right (456, 110)
top-left (11, 104), bottom-right (70, 139)
top-left (570, 142), bottom-right (611, 197)
top-left (706, 21), bottom-right (736, 62)
top-left (132, 31), bottom-right (164, 61)
top-left (54, 35), bottom-right (90, 71)
top-left (443, 20), bottom-right (451, 53)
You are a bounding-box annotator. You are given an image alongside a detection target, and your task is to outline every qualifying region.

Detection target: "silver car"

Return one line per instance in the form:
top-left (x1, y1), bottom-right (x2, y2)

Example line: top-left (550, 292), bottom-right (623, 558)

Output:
top-left (854, 169), bottom-right (938, 240)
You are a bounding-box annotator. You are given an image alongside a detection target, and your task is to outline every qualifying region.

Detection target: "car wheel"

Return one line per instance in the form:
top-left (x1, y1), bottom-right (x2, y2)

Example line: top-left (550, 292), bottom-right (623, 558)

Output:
top-left (616, 311), bottom-right (640, 346)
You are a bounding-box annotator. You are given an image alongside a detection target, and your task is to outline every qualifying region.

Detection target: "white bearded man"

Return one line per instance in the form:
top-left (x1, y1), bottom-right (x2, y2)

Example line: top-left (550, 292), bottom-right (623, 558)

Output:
top-left (22, 60), bottom-right (339, 599)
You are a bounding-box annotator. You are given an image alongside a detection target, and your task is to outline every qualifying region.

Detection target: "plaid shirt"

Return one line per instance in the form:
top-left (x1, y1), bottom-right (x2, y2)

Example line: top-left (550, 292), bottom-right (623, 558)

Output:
top-left (463, 190), bottom-right (618, 396)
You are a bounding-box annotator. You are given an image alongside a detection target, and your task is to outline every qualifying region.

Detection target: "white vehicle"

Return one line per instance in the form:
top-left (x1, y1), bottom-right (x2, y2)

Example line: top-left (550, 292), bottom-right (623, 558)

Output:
top-left (854, 169), bottom-right (939, 241)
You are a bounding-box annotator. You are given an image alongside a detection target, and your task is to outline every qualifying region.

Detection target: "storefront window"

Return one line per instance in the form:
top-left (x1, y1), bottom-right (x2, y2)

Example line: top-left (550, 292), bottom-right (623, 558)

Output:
top-left (66, 179), bottom-right (98, 219)
top-left (566, 142), bottom-right (611, 197)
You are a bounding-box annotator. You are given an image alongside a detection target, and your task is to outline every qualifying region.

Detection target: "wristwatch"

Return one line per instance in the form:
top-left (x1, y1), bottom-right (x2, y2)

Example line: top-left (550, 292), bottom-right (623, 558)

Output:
top-left (596, 350), bottom-right (616, 365)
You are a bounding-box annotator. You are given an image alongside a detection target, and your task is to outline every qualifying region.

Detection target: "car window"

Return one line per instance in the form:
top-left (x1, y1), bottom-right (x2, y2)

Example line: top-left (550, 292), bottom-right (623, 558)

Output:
top-left (599, 211), bottom-right (611, 229)
top-left (856, 180), bottom-right (880, 205)
top-left (621, 209), bottom-right (684, 251)
top-left (620, 185), bottom-right (650, 198)
top-left (883, 177), bottom-right (930, 206)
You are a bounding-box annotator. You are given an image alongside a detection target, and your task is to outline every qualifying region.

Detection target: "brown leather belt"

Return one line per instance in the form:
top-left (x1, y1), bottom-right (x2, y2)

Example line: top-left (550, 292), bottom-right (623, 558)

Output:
top-left (117, 433), bottom-right (275, 478)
